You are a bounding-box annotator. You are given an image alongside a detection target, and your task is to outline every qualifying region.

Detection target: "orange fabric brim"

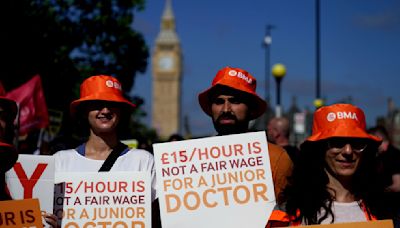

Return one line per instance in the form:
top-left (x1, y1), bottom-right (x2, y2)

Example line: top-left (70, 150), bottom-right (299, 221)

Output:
top-left (198, 86), bottom-right (266, 120)
top-left (306, 124), bottom-right (381, 142)
top-left (70, 92), bottom-right (136, 116)
top-left (300, 124), bottom-right (382, 150)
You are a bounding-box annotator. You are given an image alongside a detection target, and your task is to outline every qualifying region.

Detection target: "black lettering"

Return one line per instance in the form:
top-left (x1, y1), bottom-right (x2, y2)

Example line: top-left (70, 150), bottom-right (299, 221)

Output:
top-left (5, 212), bottom-right (16, 225)
top-left (25, 210), bottom-right (35, 223)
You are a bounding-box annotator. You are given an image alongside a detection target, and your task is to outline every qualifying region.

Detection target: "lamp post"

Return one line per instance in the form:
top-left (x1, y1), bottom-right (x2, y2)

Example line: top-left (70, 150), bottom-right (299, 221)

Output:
top-left (272, 63), bottom-right (286, 117)
top-left (314, 0), bottom-right (323, 109)
top-left (263, 25), bottom-right (274, 103)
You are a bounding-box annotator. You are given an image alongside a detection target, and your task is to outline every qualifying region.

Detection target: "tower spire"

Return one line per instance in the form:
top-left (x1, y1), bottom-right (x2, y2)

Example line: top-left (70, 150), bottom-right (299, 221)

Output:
top-left (156, 0), bottom-right (179, 44)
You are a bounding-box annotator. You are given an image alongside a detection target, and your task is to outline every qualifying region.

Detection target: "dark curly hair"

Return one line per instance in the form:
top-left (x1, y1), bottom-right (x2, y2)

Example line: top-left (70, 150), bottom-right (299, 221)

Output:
top-left (278, 138), bottom-right (386, 225)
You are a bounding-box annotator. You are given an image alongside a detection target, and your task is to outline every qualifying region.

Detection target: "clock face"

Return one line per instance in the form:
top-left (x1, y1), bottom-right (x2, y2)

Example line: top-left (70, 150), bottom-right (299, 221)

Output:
top-left (158, 56), bottom-right (174, 70)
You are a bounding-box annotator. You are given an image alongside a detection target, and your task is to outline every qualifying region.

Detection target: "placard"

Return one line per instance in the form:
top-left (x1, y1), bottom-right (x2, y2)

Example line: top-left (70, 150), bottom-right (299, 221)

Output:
top-left (6, 154), bottom-right (54, 227)
top-left (154, 131), bottom-right (276, 228)
top-left (0, 198), bottom-right (43, 228)
top-left (55, 172), bottom-right (151, 228)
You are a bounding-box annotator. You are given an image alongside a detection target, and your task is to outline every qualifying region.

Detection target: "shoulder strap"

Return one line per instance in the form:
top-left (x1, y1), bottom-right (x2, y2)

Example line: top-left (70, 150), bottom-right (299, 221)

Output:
top-left (98, 143), bottom-right (128, 172)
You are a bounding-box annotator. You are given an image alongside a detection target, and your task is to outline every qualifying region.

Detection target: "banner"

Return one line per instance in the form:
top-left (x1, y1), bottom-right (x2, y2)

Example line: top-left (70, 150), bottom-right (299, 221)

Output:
top-left (154, 131), bottom-right (275, 228)
top-left (0, 198), bottom-right (43, 228)
top-left (55, 172), bottom-right (151, 228)
top-left (5, 154), bottom-right (55, 227)
top-left (6, 75), bottom-right (49, 135)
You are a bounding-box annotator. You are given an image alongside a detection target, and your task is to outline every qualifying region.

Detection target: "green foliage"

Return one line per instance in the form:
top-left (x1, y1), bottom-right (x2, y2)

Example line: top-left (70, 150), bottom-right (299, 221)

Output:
top-left (40, 0), bottom-right (149, 92)
top-left (0, 0), bottom-right (158, 142)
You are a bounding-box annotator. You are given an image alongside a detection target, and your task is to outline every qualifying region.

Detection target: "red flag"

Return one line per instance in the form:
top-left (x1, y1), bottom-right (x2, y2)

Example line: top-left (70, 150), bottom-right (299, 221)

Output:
top-left (6, 75), bottom-right (49, 135)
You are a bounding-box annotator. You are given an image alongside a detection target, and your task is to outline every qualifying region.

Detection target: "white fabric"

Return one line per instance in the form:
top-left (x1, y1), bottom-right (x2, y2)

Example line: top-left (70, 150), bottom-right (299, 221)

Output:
top-left (318, 201), bottom-right (367, 224)
top-left (54, 148), bottom-right (157, 201)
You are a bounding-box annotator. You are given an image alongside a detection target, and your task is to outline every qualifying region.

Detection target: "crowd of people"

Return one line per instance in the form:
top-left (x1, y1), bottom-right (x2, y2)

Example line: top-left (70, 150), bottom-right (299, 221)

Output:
top-left (1, 66), bottom-right (400, 228)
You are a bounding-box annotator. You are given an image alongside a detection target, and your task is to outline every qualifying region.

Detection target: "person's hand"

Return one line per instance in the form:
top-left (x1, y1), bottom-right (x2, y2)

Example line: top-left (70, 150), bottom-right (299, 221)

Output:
top-left (43, 212), bottom-right (58, 228)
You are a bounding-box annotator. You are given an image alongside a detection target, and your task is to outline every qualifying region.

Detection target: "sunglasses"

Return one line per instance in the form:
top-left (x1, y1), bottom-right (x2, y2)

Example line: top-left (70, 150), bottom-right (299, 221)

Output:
top-left (326, 138), bottom-right (369, 153)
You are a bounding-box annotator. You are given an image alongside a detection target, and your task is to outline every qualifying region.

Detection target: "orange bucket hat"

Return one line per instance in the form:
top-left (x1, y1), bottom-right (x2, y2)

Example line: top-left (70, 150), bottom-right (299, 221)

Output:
top-left (198, 66), bottom-right (266, 120)
top-left (70, 75), bottom-right (136, 115)
top-left (301, 103), bottom-right (381, 149)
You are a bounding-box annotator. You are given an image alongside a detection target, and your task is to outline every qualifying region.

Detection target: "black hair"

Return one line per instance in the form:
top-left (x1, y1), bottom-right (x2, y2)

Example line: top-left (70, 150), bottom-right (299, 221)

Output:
top-left (207, 85), bottom-right (257, 116)
top-left (168, 133), bottom-right (184, 141)
top-left (280, 139), bottom-right (386, 224)
top-left (72, 100), bottom-right (132, 140)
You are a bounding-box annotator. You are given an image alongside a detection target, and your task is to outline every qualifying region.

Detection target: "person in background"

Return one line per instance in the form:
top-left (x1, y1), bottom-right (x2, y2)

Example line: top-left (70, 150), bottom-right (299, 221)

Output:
top-left (198, 66), bottom-right (293, 197)
top-left (167, 133), bottom-right (184, 142)
top-left (0, 86), bottom-right (57, 226)
top-left (267, 117), bottom-right (300, 164)
top-left (0, 87), bottom-right (18, 200)
top-left (266, 104), bottom-right (386, 227)
top-left (53, 75), bottom-right (160, 227)
top-left (368, 125), bottom-right (400, 228)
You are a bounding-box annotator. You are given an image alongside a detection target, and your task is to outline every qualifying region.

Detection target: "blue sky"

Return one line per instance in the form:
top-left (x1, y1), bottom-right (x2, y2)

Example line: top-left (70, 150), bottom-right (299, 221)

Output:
top-left (132, 0), bottom-right (400, 137)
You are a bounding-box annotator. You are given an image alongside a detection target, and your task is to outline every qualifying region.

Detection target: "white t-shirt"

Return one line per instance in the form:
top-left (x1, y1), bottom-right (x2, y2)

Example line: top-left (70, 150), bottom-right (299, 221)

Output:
top-left (53, 146), bottom-right (157, 201)
top-left (318, 201), bottom-right (367, 224)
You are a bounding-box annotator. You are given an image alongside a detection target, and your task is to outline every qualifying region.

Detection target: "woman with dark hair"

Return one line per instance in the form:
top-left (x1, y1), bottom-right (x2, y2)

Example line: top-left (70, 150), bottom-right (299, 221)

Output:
top-left (54, 75), bottom-right (157, 199)
top-left (54, 75), bottom-right (160, 227)
top-left (266, 104), bottom-right (385, 227)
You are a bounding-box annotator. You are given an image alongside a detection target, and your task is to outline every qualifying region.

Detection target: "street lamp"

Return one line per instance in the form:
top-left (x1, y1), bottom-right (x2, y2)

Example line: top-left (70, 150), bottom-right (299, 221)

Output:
top-left (263, 25), bottom-right (275, 103)
top-left (272, 63), bottom-right (286, 117)
top-left (314, 0), bottom-right (323, 109)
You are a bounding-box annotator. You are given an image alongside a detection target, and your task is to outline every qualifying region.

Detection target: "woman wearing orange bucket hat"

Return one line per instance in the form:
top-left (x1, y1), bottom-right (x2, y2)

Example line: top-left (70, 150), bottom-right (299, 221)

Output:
top-left (266, 104), bottom-right (387, 227)
top-left (54, 75), bottom-right (157, 201)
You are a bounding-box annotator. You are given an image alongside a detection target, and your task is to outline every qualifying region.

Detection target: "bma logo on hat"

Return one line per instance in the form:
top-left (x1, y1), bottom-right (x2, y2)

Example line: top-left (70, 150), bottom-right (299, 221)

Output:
top-left (228, 70), bottom-right (238, 76)
top-left (227, 70), bottom-right (252, 84)
top-left (327, 112), bottom-right (358, 122)
top-left (105, 80), bottom-right (122, 90)
top-left (327, 112), bottom-right (336, 122)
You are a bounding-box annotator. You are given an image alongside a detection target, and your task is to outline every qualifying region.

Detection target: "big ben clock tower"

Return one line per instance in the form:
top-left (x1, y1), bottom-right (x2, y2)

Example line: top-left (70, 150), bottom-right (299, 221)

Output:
top-left (152, 0), bottom-right (182, 139)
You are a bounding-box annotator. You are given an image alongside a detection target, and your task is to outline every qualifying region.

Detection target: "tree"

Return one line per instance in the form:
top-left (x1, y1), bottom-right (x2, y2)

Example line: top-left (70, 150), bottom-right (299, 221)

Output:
top-left (0, 0), bottom-right (156, 147)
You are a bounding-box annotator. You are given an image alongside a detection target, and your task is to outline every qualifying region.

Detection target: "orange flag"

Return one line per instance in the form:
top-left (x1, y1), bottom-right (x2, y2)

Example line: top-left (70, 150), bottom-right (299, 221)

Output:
top-left (6, 75), bottom-right (49, 135)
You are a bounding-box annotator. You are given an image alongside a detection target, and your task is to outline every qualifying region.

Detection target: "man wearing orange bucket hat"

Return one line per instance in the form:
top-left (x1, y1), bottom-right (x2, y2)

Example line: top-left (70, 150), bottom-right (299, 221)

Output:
top-left (198, 66), bottom-right (293, 197)
top-left (54, 75), bottom-right (157, 201)
top-left (266, 104), bottom-right (387, 227)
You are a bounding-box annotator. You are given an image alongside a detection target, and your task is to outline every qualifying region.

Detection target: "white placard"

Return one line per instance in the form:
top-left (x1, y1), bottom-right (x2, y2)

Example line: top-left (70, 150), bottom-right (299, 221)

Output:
top-left (6, 154), bottom-right (55, 227)
top-left (154, 131), bottom-right (276, 228)
top-left (55, 172), bottom-right (151, 228)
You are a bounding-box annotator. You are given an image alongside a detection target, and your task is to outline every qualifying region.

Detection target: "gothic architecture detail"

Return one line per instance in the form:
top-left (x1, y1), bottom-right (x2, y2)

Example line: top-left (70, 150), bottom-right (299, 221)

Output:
top-left (152, 0), bottom-right (182, 139)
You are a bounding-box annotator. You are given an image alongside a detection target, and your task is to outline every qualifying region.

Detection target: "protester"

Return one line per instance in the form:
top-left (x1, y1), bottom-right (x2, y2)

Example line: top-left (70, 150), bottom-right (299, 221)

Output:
top-left (266, 104), bottom-right (385, 227)
top-left (267, 117), bottom-right (300, 164)
top-left (198, 66), bottom-right (293, 196)
top-left (0, 88), bottom-right (18, 200)
top-left (167, 133), bottom-right (184, 142)
top-left (368, 125), bottom-right (400, 228)
top-left (0, 87), bottom-right (57, 226)
top-left (53, 75), bottom-right (160, 226)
